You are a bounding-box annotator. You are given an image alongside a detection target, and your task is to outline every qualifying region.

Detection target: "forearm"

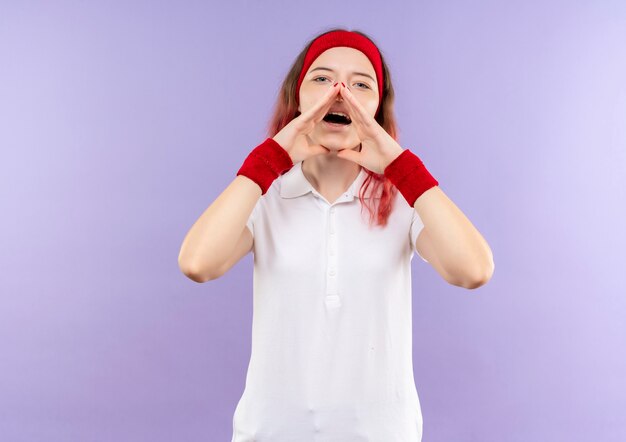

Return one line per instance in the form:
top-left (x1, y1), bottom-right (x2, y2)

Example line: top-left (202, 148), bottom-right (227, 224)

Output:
top-left (382, 146), bottom-right (494, 288)
top-left (178, 175), bottom-right (261, 280)
top-left (414, 186), bottom-right (494, 286)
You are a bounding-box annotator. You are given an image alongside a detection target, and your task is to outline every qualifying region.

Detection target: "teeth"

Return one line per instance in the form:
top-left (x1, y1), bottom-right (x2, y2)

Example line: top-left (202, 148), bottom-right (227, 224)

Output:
top-left (327, 112), bottom-right (351, 120)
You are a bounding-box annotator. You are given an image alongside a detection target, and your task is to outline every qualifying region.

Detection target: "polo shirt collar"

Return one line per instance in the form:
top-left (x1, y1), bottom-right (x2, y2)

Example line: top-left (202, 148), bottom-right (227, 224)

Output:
top-left (280, 161), bottom-right (381, 200)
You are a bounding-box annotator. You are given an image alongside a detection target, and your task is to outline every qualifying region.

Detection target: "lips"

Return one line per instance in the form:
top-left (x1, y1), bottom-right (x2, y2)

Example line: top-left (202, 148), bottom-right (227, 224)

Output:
top-left (323, 111), bottom-right (352, 126)
top-left (326, 105), bottom-right (350, 116)
top-left (323, 120), bottom-right (351, 131)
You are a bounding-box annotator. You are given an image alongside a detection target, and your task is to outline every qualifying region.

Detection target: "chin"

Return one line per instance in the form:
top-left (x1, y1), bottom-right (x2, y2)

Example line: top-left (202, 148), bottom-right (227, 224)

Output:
top-left (322, 143), bottom-right (342, 150)
top-left (316, 135), bottom-right (357, 149)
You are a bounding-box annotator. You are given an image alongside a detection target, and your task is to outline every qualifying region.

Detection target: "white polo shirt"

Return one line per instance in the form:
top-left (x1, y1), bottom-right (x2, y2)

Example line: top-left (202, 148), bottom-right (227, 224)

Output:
top-left (231, 160), bottom-right (428, 442)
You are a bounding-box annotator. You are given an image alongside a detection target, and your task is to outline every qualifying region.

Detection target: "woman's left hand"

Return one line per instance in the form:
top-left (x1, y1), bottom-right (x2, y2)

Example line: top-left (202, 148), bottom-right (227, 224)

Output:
top-left (335, 83), bottom-right (405, 174)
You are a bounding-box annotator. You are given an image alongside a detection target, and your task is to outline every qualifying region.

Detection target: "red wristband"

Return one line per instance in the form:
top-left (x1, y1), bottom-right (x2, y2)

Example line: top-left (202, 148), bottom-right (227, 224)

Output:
top-left (236, 138), bottom-right (294, 195)
top-left (383, 149), bottom-right (439, 207)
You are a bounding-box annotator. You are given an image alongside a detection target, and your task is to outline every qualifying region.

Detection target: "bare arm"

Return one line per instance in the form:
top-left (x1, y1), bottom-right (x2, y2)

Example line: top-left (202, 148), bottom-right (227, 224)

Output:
top-left (178, 83), bottom-right (345, 282)
top-left (178, 175), bottom-right (261, 283)
top-left (414, 186), bottom-right (494, 289)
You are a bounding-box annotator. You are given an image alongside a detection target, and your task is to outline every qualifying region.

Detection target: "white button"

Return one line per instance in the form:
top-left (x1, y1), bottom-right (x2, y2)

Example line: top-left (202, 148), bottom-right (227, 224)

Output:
top-left (330, 208), bottom-right (335, 214)
top-left (325, 295), bottom-right (341, 309)
top-left (329, 226), bottom-right (335, 234)
top-left (329, 248), bottom-right (335, 256)
top-left (329, 269), bottom-right (336, 276)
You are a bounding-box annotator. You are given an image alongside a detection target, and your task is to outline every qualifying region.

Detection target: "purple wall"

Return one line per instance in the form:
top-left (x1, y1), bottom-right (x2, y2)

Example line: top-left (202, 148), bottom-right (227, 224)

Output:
top-left (1, 1), bottom-right (625, 441)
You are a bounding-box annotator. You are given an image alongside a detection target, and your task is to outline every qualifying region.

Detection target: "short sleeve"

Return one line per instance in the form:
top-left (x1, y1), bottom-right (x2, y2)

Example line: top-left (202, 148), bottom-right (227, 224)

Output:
top-left (246, 197), bottom-right (262, 238)
top-left (410, 209), bottom-right (428, 262)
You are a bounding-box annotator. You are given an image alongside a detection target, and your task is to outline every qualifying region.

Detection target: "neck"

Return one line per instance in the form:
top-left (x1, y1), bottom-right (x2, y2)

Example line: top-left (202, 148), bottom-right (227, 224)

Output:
top-left (301, 150), bottom-right (361, 196)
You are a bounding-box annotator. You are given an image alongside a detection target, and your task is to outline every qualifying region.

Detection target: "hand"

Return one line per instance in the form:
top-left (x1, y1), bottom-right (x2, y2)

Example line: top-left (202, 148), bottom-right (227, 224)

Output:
top-left (335, 83), bottom-right (405, 174)
top-left (272, 83), bottom-right (341, 164)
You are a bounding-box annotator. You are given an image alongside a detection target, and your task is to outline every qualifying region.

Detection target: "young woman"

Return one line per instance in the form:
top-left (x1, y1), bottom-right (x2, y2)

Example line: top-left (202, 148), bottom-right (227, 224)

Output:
top-left (179, 27), bottom-right (494, 442)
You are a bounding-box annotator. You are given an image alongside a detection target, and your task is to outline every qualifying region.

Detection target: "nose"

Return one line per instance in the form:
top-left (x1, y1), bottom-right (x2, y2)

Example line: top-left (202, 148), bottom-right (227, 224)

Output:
top-left (334, 83), bottom-right (350, 100)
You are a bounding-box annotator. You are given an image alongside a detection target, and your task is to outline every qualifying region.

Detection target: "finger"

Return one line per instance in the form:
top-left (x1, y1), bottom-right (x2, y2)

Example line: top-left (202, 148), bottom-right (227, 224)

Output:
top-left (339, 84), bottom-right (370, 128)
top-left (305, 134), bottom-right (331, 154)
top-left (311, 144), bottom-right (331, 156)
top-left (300, 83), bottom-right (340, 124)
top-left (311, 83), bottom-right (341, 122)
top-left (336, 147), bottom-right (361, 165)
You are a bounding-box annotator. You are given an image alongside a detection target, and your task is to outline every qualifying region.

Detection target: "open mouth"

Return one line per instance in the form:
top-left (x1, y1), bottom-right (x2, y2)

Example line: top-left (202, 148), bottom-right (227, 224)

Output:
top-left (322, 112), bottom-right (352, 126)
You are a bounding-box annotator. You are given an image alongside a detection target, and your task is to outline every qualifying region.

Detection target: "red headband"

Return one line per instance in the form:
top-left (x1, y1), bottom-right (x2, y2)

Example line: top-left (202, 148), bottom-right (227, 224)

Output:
top-left (296, 30), bottom-right (384, 118)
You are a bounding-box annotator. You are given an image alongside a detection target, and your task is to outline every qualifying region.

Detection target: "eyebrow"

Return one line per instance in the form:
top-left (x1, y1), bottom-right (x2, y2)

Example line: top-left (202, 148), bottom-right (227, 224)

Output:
top-left (309, 66), bottom-right (376, 84)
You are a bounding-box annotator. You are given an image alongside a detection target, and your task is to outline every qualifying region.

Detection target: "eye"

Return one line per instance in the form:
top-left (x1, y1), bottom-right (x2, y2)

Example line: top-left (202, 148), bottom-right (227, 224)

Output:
top-left (313, 76), bottom-right (330, 83)
top-left (313, 76), bottom-right (371, 89)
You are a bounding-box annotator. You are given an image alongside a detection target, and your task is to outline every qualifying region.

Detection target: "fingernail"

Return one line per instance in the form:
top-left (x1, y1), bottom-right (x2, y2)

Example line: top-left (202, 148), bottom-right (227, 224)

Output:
top-left (333, 82), bottom-right (338, 87)
top-left (341, 82), bottom-right (345, 87)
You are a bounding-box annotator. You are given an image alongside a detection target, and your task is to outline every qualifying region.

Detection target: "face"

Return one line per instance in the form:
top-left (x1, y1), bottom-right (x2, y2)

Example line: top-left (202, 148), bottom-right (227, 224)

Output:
top-left (298, 46), bottom-right (379, 152)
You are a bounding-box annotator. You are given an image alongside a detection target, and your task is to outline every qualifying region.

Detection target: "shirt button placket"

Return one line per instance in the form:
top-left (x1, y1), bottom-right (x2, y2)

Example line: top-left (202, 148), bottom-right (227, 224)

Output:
top-left (326, 207), bottom-right (339, 302)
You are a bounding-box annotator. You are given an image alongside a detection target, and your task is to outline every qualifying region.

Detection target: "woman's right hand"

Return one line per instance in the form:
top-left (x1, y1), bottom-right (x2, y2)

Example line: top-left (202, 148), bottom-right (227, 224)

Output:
top-left (272, 82), bottom-right (341, 164)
